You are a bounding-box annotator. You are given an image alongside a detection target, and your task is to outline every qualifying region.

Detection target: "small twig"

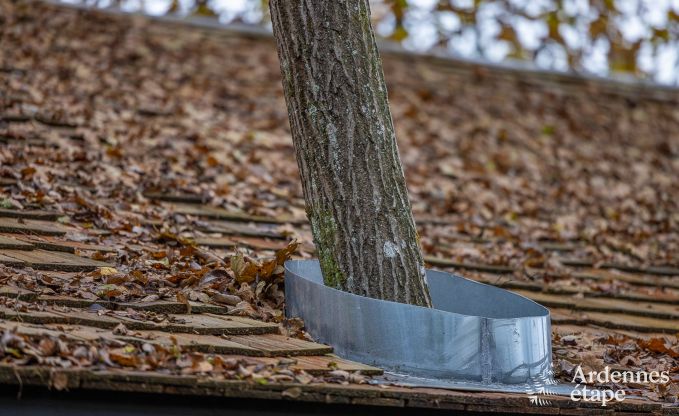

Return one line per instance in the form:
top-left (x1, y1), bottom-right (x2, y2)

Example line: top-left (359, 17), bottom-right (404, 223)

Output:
top-left (13, 368), bottom-right (23, 400)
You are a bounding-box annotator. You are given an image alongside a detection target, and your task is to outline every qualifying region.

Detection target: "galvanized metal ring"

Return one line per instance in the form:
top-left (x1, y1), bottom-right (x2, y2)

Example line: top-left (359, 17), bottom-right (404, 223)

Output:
top-left (285, 260), bottom-right (552, 385)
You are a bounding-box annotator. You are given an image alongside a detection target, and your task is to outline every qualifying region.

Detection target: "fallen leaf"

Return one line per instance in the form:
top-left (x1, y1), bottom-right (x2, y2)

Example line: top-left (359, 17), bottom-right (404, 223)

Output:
top-left (109, 349), bottom-right (139, 367)
top-left (638, 338), bottom-right (679, 358)
top-left (98, 267), bottom-right (118, 276)
top-left (281, 386), bottom-right (302, 399)
top-left (176, 291), bottom-right (191, 314)
top-left (50, 372), bottom-right (69, 391)
top-left (231, 252), bottom-right (258, 283)
top-left (112, 323), bottom-right (128, 336)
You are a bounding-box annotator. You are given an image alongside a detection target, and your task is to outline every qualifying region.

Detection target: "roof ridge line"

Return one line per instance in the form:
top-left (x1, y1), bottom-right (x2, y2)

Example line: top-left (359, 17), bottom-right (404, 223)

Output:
top-left (41, 0), bottom-right (679, 100)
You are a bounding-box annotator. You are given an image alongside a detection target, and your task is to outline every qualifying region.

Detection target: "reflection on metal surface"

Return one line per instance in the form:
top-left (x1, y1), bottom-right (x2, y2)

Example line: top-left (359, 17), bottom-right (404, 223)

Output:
top-left (374, 372), bottom-right (576, 396)
top-left (285, 260), bottom-right (552, 385)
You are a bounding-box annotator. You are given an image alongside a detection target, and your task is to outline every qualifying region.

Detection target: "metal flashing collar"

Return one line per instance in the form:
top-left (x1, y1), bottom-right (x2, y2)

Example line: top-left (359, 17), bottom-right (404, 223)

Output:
top-left (285, 260), bottom-right (552, 385)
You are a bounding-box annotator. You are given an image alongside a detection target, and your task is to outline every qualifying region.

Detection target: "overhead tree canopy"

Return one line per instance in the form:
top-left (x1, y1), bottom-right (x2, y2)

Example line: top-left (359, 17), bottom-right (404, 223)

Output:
top-left (157, 0), bottom-right (679, 84)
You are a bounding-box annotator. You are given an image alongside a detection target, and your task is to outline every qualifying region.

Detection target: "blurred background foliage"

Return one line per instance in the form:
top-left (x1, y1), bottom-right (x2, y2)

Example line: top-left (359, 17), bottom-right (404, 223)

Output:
top-left (71, 0), bottom-right (679, 84)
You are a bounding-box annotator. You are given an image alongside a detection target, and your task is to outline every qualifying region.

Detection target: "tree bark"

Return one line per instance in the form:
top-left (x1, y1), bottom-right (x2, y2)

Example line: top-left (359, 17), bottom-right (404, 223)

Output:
top-left (270, 0), bottom-right (431, 307)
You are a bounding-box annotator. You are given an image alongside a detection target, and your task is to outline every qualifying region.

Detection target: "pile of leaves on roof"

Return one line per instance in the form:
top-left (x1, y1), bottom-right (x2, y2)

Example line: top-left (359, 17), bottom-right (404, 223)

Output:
top-left (1, 1), bottom-right (676, 274)
top-left (0, 240), bottom-right (298, 323)
top-left (551, 329), bottom-right (679, 403)
top-left (0, 326), bottom-right (368, 388)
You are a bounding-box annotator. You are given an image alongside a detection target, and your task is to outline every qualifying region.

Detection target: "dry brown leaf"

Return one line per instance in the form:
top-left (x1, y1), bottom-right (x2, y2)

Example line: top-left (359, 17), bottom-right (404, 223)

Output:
top-left (275, 240), bottom-right (299, 266)
top-left (176, 291), bottom-right (191, 314)
top-left (109, 349), bottom-right (139, 367)
top-left (281, 387), bottom-right (302, 399)
top-left (231, 252), bottom-right (259, 284)
top-left (98, 267), bottom-right (118, 276)
top-left (50, 371), bottom-right (69, 391)
top-left (112, 323), bottom-right (128, 336)
top-left (638, 338), bottom-right (679, 358)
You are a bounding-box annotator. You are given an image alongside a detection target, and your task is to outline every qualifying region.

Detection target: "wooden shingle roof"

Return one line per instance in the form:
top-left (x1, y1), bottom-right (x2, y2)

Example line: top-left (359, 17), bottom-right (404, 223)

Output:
top-left (1, 1), bottom-right (677, 414)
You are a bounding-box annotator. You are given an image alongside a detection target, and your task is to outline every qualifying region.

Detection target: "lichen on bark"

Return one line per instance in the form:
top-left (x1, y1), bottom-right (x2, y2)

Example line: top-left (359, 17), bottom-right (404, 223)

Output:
top-left (311, 209), bottom-right (344, 288)
top-left (270, 0), bottom-right (432, 307)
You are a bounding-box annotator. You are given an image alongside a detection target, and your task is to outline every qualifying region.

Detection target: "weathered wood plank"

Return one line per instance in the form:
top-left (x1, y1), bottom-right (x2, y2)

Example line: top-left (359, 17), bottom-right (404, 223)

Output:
top-left (550, 308), bottom-right (679, 333)
top-left (169, 202), bottom-right (304, 225)
top-left (5, 234), bottom-right (117, 253)
top-left (1, 233), bottom-right (73, 253)
top-left (0, 208), bottom-right (62, 221)
top-left (121, 331), bottom-right (262, 355)
top-left (552, 323), bottom-right (676, 342)
top-left (124, 300), bottom-right (228, 315)
top-left (143, 192), bottom-right (205, 204)
top-left (558, 258), bottom-right (679, 277)
top-left (34, 113), bottom-right (78, 128)
top-left (0, 285), bottom-right (38, 300)
top-left (536, 242), bottom-right (579, 252)
top-left (0, 252), bottom-right (26, 267)
top-left (424, 256), bottom-right (515, 273)
top-left (514, 290), bottom-right (679, 320)
top-left (573, 268), bottom-right (679, 290)
top-left (0, 249), bottom-right (111, 271)
top-left (0, 321), bottom-right (106, 342)
top-left (194, 236), bottom-right (288, 251)
top-left (0, 294), bottom-right (230, 318)
top-left (0, 365), bottom-right (661, 414)
top-left (444, 269), bottom-right (679, 305)
top-left (0, 306), bottom-right (121, 328)
top-left (437, 257), bottom-right (679, 282)
top-left (0, 218), bottom-right (68, 236)
top-left (0, 306), bottom-right (278, 335)
top-left (288, 355), bottom-right (382, 375)
top-left (0, 113), bottom-right (31, 122)
top-left (0, 135), bottom-right (49, 147)
top-left (112, 331), bottom-right (331, 356)
top-left (436, 238), bottom-right (581, 251)
top-left (197, 220), bottom-right (285, 239)
top-left (566, 288), bottom-right (679, 305)
top-left (0, 321), bottom-right (352, 367)
top-left (28, 295), bottom-right (228, 315)
top-left (226, 334), bottom-right (333, 356)
top-left (119, 311), bottom-right (280, 335)
top-left (0, 235), bottom-right (34, 250)
top-left (226, 354), bottom-right (382, 376)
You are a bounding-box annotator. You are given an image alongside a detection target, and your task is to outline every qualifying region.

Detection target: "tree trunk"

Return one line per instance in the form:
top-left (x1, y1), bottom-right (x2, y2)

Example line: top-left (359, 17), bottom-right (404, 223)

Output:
top-left (270, 0), bottom-right (431, 307)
